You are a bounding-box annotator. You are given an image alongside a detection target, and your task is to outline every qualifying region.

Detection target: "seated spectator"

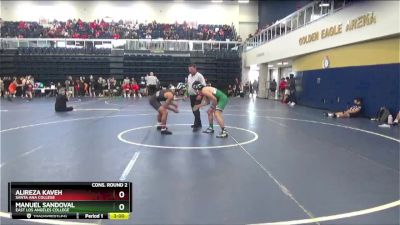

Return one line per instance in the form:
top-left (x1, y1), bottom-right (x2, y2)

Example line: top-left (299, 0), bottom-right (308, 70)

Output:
top-left (378, 110), bottom-right (400, 128)
top-left (227, 85), bottom-right (234, 97)
top-left (122, 81), bottom-right (131, 98)
top-left (395, 111), bottom-right (400, 125)
top-left (55, 88), bottom-right (73, 112)
top-left (324, 97), bottom-right (363, 118)
top-left (131, 81), bottom-right (140, 97)
top-left (1, 20), bottom-right (238, 41)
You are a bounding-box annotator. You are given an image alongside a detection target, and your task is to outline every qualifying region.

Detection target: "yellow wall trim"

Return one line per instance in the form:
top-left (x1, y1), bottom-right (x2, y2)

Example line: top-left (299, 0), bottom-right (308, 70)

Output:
top-left (293, 36), bottom-right (400, 72)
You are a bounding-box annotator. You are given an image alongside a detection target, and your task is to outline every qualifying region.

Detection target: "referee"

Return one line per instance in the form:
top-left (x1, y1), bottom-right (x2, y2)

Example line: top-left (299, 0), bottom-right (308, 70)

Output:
top-left (187, 64), bottom-right (206, 131)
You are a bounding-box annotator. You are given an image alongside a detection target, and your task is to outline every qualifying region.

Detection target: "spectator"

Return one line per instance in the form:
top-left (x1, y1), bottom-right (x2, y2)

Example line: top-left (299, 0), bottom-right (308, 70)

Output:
top-left (243, 81), bottom-right (249, 95)
top-left (66, 76), bottom-right (74, 98)
top-left (0, 77), bottom-right (3, 98)
top-left (249, 80), bottom-right (254, 96)
top-left (267, 79), bottom-right (277, 99)
top-left (89, 75), bottom-right (95, 97)
top-left (55, 88), bottom-right (73, 112)
top-left (131, 81), bottom-right (140, 97)
top-left (324, 97), bottom-right (363, 118)
top-left (227, 85), bottom-right (234, 97)
top-left (279, 78), bottom-right (286, 100)
top-left (56, 82), bottom-right (63, 95)
top-left (25, 79), bottom-right (33, 101)
top-left (378, 110), bottom-right (400, 128)
top-left (287, 74), bottom-right (296, 106)
top-left (139, 76), bottom-right (147, 96)
top-left (122, 80), bottom-right (131, 98)
top-left (252, 79), bottom-right (259, 97)
top-left (234, 78), bottom-right (241, 96)
top-left (7, 78), bottom-right (17, 101)
top-left (3, 77), bottom-right (11, 99)
top-left (282, 78), bottom-right (291, 103)
top-left (1, 20), bottom-right (238, 41)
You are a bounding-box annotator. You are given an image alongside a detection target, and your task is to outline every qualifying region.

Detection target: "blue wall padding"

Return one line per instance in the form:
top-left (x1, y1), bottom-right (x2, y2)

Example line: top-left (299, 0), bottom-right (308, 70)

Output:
top-left (296, 63), bottom-right (400, 117)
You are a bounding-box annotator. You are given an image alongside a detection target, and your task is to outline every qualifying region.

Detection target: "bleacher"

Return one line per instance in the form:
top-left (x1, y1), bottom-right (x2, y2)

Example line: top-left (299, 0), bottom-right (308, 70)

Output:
top-left (18, 47), bottom-right (111, 55)
top-left (1, 20), bottom-right (237, 41)
top-left (0, 47), bottom-right (241, 90)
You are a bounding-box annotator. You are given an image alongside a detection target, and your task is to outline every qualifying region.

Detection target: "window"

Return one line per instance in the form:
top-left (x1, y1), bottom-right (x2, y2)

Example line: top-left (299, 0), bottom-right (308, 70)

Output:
top-left (298, 10), bottom-right (305, 27)
top-left (291, 15), bottom-right (298, 30)
top-left (285, 20), bottom-right (292, 33)
top-left (305, 6), bottom-right (313, 24)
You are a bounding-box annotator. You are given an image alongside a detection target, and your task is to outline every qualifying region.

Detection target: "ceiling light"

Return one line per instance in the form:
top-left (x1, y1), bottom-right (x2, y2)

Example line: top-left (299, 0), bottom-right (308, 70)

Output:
top-left (319, 3), bottom-right (330, 7)
top-left (238, 0), bottom-right (249, 3)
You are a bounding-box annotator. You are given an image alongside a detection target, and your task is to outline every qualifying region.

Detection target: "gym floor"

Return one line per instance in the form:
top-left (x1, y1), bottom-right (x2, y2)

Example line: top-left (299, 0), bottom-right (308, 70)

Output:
top-left (0, 96), bottom-right (399, 225)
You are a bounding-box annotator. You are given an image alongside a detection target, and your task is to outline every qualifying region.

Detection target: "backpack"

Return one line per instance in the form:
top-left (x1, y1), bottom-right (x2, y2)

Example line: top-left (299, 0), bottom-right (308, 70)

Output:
top-left (377, 107), bottom-right (391, 123)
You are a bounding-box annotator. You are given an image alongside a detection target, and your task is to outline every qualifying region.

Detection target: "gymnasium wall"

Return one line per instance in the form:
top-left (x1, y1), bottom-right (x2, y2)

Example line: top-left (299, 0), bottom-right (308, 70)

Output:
top-left (293, 37), bottom-right (400, 117)
top-left (0, 1), bottom-right (258, 39)
top-left (243, 0), bottom-right (400, 67)
top-left (258, 0), bottom-right (311, 29)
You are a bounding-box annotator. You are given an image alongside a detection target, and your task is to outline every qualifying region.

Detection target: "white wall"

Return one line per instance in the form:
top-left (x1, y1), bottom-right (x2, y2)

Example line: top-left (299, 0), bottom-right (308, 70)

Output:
top-left (0, 1), bottom-right (258, 36)
top-left (243, 0), bottom-right (400, 67)
top-left (238, 0), bottom-right (258, 39)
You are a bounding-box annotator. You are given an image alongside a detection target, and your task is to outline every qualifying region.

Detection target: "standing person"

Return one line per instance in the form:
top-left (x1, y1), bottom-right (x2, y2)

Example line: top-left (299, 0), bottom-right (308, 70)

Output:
top-left (65, 77), bottom-right (71, 98)
top-left (234, 78), bottom-right (241, 96)
top-left (20, 76), bottom-right (26, 98)
top-left (252, 79), bottom-right (259, 97)
top-left (249, 80), bottom-right (254, 97)
top-left (25, 79), bottom-right (33, 101)
top-left (149, 85), bottom-right (179, 135)
top-left (67, 76), bottom-right (74, 98)
top-left (192, 81), bottom-right (228, 138)
top-left (287, 74), bottom-right (296, 106)
top-left (283, 77), bottom-right (290, 103)
top-left (139, 76), bottom-right (147, 96)
top-left (268, 79), bottom-right (277, 99)
top-left (89, 75), bottom-right (94, 97)
top-left (146, 72), bottom-right (158, 95)
top-left (74, 79), bottom-right (81, 97)
top-left (187, 64), bottom-right (206, 131)
top-left (279, 78), bottom-right (286, 100)
top-left (7, 78), bottom-right (17, 101)
top-left (0, 77), bottom-right (4, 98)
top-left (3, 77), bottom-right (11, 99)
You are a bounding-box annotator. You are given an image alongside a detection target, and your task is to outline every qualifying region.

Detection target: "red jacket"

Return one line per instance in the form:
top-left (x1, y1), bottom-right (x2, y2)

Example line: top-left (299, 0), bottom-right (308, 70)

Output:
top-left (279, 81), bottom-right (287, 90)
top-left (122, 83), bottom-right (130, 91)
top-left (131, 84), bottom-right (139, 91)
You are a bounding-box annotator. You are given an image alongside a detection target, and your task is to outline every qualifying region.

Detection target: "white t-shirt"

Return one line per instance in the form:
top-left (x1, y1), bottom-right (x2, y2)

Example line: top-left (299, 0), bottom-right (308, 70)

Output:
top-left (187, 72), bottom-right (206, 96)
top-left (146, 75), bottom-right (158, 86)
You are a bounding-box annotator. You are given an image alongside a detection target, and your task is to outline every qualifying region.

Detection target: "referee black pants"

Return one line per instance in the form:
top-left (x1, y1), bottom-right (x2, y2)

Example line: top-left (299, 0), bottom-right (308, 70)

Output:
top-left (190, 95), bottom-right (202, 127)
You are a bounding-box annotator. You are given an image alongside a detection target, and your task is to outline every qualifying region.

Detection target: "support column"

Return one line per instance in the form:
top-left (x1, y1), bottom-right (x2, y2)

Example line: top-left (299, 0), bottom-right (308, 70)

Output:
top-left (258, 63), bottom-right (268, 98)
top-left (241, 66), bottom-right (250, 85)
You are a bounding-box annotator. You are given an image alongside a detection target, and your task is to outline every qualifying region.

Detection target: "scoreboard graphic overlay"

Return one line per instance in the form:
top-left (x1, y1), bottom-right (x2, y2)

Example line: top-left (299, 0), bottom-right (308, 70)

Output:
top-left (8, 182), bottom-right (132, 220)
